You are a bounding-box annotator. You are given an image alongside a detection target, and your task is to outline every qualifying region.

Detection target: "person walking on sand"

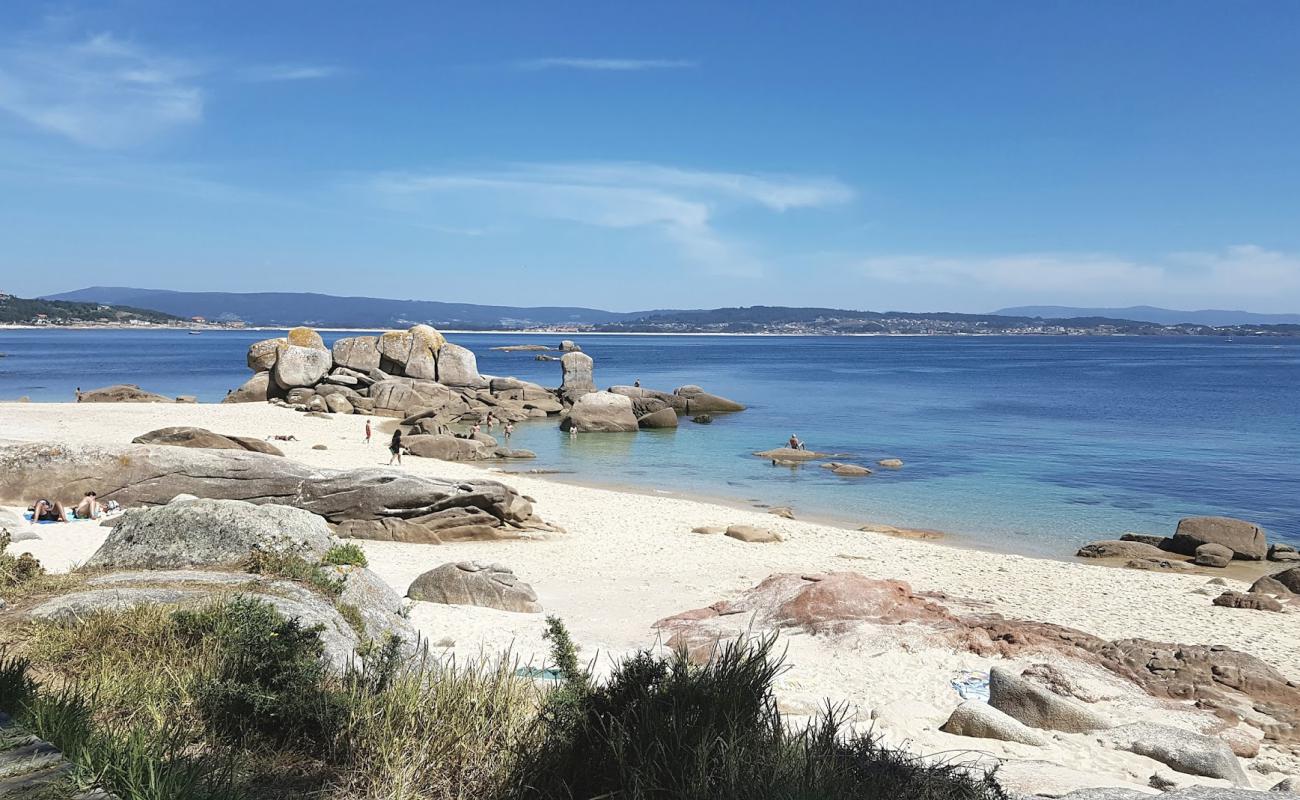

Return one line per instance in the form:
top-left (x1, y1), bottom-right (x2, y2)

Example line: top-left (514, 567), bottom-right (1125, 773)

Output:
top-left (388, 429), bottom-right (403, 465)
top-left (364, 419), bottom-right (372, 444)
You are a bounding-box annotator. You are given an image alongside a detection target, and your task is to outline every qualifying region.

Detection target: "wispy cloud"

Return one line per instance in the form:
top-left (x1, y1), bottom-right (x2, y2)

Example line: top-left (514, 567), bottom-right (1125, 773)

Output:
top-left (514, 57), bottom-right (697, 72)
top-left (857, 245), bottom-right (1300, 309)
top-left (0, 31), bottom-right (202, 148)
top-left (363, 162), bottom-right (852, 277)
top-left (240, 63), bottom-right (345, 82)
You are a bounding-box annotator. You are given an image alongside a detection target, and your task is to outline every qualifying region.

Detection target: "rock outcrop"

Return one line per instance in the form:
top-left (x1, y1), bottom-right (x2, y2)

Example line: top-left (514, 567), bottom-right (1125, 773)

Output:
top-left (560, 351), bottom-right (595, 402)
top-left (131, 426), bottom-right (283, 456)
top-left (76, 384), bottom-right (174, 403)
top-left (725, 525), bottom-right (782, 543)
top-left (85, 499), bottom-right (334, 570)
top-left (940, 700), bottom-right (1049, 746)
top-left (1100, 722), bottom-right (1249, 785)
top-left (988, 666), bottom-right (1113, 733)
top-left (0, 442), bottom-right (553, 545)
top-left (273, 344), bottom-right (332, 390)
top-left (1195, 542), bottom-right (1234, 568)
top-left (435, 342), bottom-right (483, 387)
top-left (407, 561), bottom-right (540, 613)
top-left (1077, 540), bottom-right (1171, 560)
top-left (561, 391), bottom-right (638, 433)
top-left (223, 371), bottom-right (279, 404)
top-left (1166, 516), bottom-right (1268, 561)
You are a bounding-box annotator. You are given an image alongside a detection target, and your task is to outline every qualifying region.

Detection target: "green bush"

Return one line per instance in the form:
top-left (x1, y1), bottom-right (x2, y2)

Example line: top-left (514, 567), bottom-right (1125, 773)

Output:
top-left (323, 543), bottom-right (369, 567)
top-left (0, 531), bottom-right (45, 588)
top-left (510, 625), bottom-right (1006, 800)
top-left (243, 548), bottom-right (344, 597)
top-left (176, 597), bottom-right (344, 753)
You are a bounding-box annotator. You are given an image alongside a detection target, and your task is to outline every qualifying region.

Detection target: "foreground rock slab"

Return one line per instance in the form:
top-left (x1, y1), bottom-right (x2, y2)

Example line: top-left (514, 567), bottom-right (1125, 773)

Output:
top-left (132, 426), bottom-right (283, 456)
top-left (0, 442), bottom-right (553, 544)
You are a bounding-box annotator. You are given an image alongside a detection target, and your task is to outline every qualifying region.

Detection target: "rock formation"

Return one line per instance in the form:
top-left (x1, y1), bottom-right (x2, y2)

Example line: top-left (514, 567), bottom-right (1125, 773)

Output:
top-left (132, 426), bottom-right (283, 456)
top-left (559, 351), bottom-right (595, 402)
top-left (0, 442), bottom-right (553, 544)
top-left (77, 384), bottom-right (177, 403)
top-left (561, 391), bottom-right (638, 432)
top-left (1167, 516), bottom-right (1268, 561)
top-left (407, 561), bottom-right (540, 613)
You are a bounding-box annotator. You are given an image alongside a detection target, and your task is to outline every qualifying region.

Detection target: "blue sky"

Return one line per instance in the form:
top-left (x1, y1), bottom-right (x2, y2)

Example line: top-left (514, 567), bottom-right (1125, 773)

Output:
top-left (1, 1), bottom-right (1298, 312)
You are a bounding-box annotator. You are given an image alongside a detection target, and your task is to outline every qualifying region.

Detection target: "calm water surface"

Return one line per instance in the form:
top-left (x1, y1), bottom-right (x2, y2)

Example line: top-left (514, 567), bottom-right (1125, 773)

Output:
top-left (2, 329), bottom-right (1297, 557)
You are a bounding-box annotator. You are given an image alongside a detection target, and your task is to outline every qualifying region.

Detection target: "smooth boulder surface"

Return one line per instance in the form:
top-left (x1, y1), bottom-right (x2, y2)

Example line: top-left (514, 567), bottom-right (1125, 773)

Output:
top-left (273, 344), bottom-right (333, 390)
top-left (1167, 516), bottom-right (1267, 561)
top-left (1213, 591), bottom-right (1283, 611)
top-left (1194, 542), bottom-right (1234, 568)
top-left (1268, 543), bottom-right (1300, 562)
top-left (132, 426), bottom-right (284, 456)
top-left (988, 666), bottom-right (1112, 733)
top-left (0, 442), bottom-right (551, 545)
top-left (560, 351), bottom-right (596, 401)
top-left (1100, 722), bottom-right (1249, 786)
top-left (674, 386), bottom-right (745, 413)
top-left (436, 342), bottom-right (483, 387)
top-left (331, 335), bottom-right (382, 372)
top-left (85, 499), bottom-right (334, 570)
top-left (725, 525), bottom-right (782, 543)
top-left (223, 371), bottom-right (277, 403)
top-left (77, 384), bottom-right (173, 403)
top-left (1076, 540), bottom-right (1169, 560)
top-left (1249, 567), bottom-right (1300, 595)
top-left (940, 701), bottom-right (1049, 746)
top-left (404, 434), bottom-right (490, 462)
top-left (407, 561), bottom-right (540, 613)
top-left (370, 379), bottom-right (462, 418)
top-left (562, 391), bottom-right (638, 432)
top-left (247, 337), bottom-right (286, 371)
top-left (637, 407), bottom-right (679, 429)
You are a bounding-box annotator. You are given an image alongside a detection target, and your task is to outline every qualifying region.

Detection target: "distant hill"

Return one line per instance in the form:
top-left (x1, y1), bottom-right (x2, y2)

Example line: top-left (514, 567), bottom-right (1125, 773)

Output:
top-left (44, 287), bottom-right (642, 329)
top-left (0, 293), bottom-right (180, 325)
top-left (996, 305), bottom-right (1300, 327)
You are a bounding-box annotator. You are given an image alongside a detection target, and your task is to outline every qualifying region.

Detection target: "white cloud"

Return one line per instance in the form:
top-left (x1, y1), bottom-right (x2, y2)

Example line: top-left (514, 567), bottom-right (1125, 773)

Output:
top-left (857, 246), bottom-right (1300, 310)
top-left (240, 64), bottom-right (344, 82)
top-left (0, 31), bottom-right (202, 148)
top-left (365, 162), bottom-right (852, 278)
top-left (514, 57), bottom-right (696, 72)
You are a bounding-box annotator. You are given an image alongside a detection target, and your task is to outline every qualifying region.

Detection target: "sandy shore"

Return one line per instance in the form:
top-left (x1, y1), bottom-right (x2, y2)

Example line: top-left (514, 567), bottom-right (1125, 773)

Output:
top-left (1, 401), bottom-right (1295, 793)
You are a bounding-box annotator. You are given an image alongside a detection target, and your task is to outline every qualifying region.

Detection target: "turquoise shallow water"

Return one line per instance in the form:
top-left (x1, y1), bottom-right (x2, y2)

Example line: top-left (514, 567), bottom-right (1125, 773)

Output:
top-left (1, 329), bottom-right (1297, 557)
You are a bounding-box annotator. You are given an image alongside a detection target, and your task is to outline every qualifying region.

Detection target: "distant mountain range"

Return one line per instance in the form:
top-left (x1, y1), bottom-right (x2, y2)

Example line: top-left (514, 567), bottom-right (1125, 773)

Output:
top-left (45, 287), bottom-right (643, 329)
top-left (38, 287), bottom-right (1299, 335)
top-left (996, 305), bottom-right (1300, 327)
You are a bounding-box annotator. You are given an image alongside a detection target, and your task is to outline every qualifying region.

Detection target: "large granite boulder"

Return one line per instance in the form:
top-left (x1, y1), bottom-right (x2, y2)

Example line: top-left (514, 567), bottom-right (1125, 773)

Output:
top-left (0, 442), bottom-right (552, 545)
top-left (273, 344), bottom-right (333, 390)
top-left (637, 407), bottom-right (678, 429)
top-left (404, 434), bottom-right (490, 462)
top-left (561, 391), bottom-right (638, 432)
top-left (1100, 722), bottom-right (1248, 785)
top-left (1268, 543), bottom-right (1300, 562)
top-left (378, 325), bottom-right (445, 379)
top-left (77, 384), bottom-right (172, 403)
top-left (1194, 542), bottom-right (1233, 568)
top-left (560, 351), bottom-right (595, 402)
top-left (407, 561), bottom-right (540, 613)
top-left (132, 426), bottom-right (283, 456)
top-left (223, 371), bottom-right (277, 403)
top-left (247, 337), bottom-right (286, 371)
top-left (86, 499), bottom-right (334, 570)
top-left (1251, 566), bottom-right (1300, 595)
top-left (1166, 517), bottom-right (1267, 561)
top-left (285, 326), bottom-right (326, 350)
top-left (987, 666), bottom-right (1112, 733)
top-left (332, 335), bottom-right (382, 372)
top-left (436, 343), bottom-right (483, 387)
top-left (940, 701), bottom-right (1048, 746)
top-left (323, 564), bottom-right (418, 649)
top-left (1077, 540), bottom-right (1171, 560)
top-left (674, 385), bottom-right (745, 413)
top-left (370, 379), bottom-right (461, 418)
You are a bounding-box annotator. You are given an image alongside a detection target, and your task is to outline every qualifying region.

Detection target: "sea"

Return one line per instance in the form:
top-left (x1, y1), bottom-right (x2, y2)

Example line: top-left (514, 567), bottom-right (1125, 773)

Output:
top-left (2, 328), bottom-right (1297, 558)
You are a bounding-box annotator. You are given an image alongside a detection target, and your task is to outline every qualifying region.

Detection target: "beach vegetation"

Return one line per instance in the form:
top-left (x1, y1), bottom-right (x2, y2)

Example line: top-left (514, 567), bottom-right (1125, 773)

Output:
top-left (244, 548), bottom-right (345, 597)
top-left (323, 543), bottom-right (369, 567)
top-left (0, 601), bottom-right (1005, 800)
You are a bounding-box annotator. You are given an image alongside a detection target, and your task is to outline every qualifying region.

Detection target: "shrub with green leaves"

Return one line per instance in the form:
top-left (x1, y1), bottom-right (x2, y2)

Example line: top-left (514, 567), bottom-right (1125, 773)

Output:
top-left (0, 530), bottom-right (45, 588)
top-left (243, 548), bottom-right (344, 597)
top-left (511, 624), bottom-right (1006, 800)
top-left (323, 543), bottom-right (369, 567)
top-left (175, 597), bottom-right (344, 752)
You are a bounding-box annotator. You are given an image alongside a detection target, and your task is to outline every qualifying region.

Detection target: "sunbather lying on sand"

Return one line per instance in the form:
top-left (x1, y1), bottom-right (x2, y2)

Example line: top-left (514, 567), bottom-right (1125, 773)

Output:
top-left (269, 434), bottom-right (299, 441)
top-left (31, 498), bottom-right (68, 522)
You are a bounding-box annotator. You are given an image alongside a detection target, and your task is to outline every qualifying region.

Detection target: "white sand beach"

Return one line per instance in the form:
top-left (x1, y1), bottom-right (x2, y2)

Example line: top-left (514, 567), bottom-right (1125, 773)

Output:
top-left (2, 401), bottom-right (1296, 794)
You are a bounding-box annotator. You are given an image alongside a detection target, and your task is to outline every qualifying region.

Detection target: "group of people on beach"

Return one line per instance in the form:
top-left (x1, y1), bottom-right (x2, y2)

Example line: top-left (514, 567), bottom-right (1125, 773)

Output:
top-left (28, 491), bottom-right (118, 523)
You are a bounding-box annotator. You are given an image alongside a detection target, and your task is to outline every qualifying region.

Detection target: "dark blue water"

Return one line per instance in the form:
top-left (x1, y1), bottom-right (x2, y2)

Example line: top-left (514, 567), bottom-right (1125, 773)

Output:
top-left (2, 329), bottom-right (1297, 556)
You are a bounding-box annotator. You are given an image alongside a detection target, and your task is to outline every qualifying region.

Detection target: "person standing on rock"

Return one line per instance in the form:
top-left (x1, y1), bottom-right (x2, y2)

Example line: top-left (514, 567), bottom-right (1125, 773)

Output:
top-left (388, 428), bottom-right (403, 465)
top-left (365, 419), bottom-right (372, 444)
